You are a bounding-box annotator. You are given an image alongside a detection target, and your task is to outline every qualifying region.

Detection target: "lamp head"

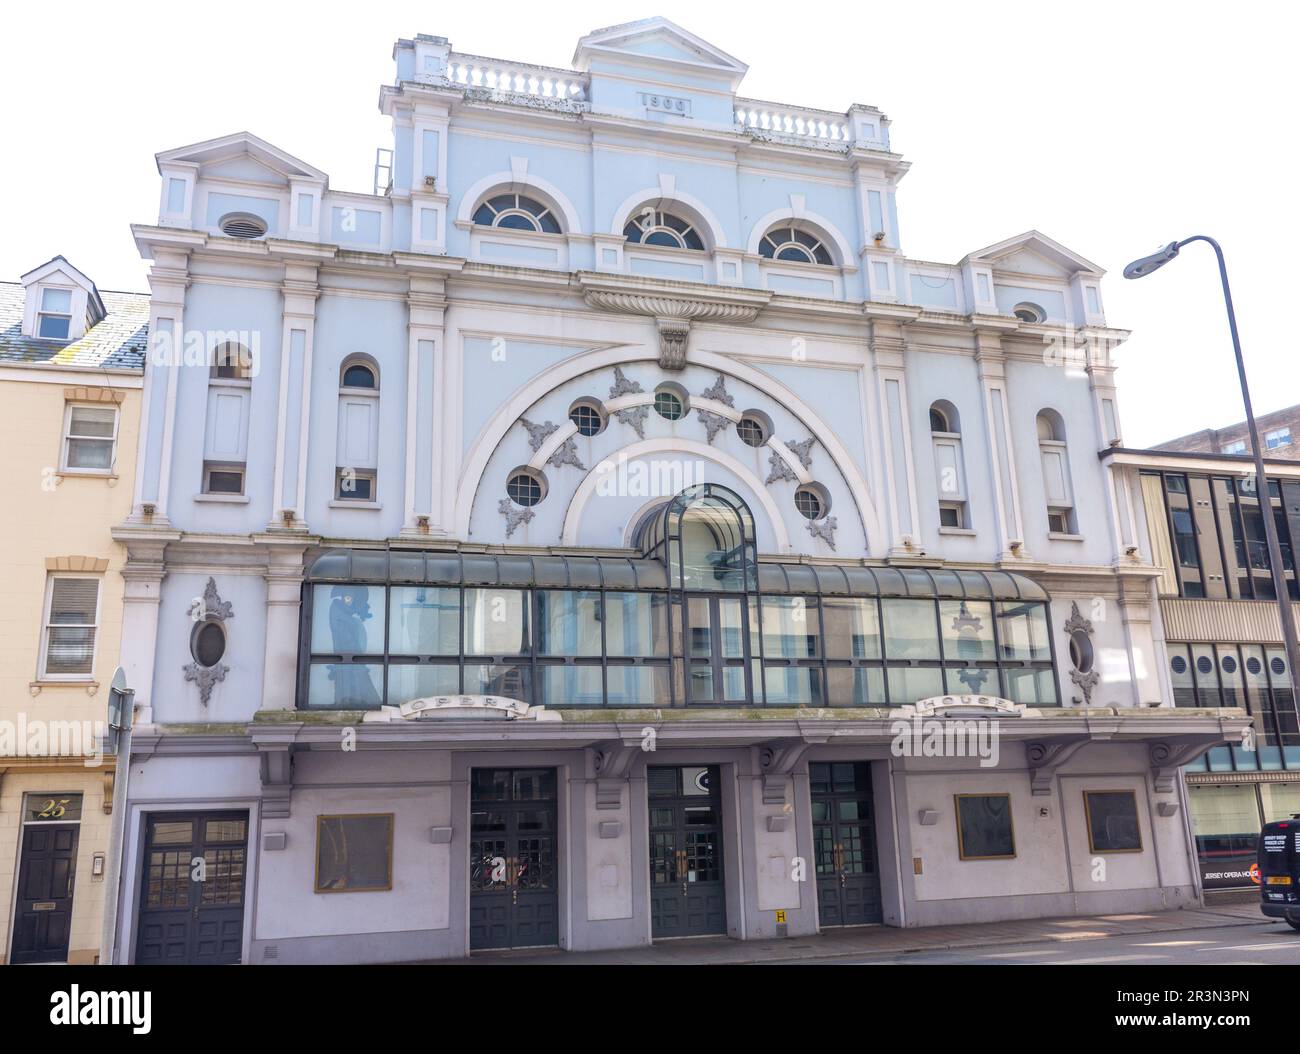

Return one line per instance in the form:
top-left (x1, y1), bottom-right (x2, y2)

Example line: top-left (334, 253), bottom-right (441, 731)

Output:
top-left (1124, 241), bottom-right (1181, 279)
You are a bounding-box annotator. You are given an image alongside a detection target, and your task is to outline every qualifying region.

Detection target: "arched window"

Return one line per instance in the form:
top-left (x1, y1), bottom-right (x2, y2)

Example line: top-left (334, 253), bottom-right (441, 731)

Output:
top-left (340, 356), bottom-right (378, 390)
top-left (758, 223), bottom-right (833, 265)
top-left (472, 193), bottom-right (562, 234)
top-left (336, 357), bottom-right (380, 502)
top-left (211, 341), bottom-right (252, 381)
top-left (623, 208), bottom-right (705, 251)
top-left (929, 400), bottom-right (968, 529)
top-left (1036, 409), bottom-right (1076, 534)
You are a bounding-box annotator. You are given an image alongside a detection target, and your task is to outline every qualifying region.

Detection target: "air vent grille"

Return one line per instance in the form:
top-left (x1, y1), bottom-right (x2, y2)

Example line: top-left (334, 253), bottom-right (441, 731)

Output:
top-left (219, 212), bottom-right (268, 239)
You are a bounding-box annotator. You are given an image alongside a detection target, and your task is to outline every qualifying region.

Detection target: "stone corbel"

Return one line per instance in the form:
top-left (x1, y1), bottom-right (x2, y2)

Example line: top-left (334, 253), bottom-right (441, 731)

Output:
top-left (1025, 738), bottom-right (1090, 795)
top-left (579, 277), bottom-right (769, 372)
top-left (655, 317), bottom-right (691, 370)
top-left (259, 747), bottom-right (295, 819)
top-left (102, 769), bottom-right (115, 814)
top-left (591, 742), bottom-right (642, 810)
top-left (758, 738), bottom-right (819, 806)
top-left (1149, 740), bottom-right (1213, 793)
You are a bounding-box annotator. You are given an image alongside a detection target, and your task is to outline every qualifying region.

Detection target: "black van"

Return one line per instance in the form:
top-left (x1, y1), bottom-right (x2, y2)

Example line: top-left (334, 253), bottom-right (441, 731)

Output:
top-left (1258, 815), bottom-right (1300, 930)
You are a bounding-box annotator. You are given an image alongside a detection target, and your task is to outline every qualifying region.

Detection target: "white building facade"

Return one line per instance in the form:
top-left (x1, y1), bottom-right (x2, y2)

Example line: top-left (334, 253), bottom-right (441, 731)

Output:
top-left (109, 18), bottom-right (1245, 964)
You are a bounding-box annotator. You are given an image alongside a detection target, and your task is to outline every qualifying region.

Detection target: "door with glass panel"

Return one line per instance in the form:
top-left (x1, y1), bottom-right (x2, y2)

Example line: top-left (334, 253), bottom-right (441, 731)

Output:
top-left (648, 765), bottom-right (726, 938)
top-left (469, 768), bottom-right (559, 950)
top-left (811, 762), bottom-right (881, 926)
top-left (681, 595), bottom-right (752, 705)
top-left (135, 812), bottom-right (248, 964)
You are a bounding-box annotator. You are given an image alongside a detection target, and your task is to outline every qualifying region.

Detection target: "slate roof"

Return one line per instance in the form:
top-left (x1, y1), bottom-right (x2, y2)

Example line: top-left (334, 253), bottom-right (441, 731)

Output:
top-left (0, 281), bottom-right (149, 372)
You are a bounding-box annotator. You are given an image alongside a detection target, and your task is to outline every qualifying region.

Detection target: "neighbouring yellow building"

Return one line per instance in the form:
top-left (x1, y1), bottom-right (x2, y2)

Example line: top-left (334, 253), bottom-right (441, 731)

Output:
top-left (0, 256), bottom-right (147, 964)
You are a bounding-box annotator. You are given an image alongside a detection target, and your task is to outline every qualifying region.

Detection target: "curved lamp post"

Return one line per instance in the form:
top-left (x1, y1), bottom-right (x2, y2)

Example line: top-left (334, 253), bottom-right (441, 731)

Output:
top-left (1125, 235), bottom-right (1300, 704)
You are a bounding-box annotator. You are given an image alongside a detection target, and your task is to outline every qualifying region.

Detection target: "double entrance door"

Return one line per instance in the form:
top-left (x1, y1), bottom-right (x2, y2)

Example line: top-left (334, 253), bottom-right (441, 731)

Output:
top-left (469, 768), bottom-right (559, 951)
top-left (649, 765), bottom-right (727, 938)
top-left (135, 811), bottom-right (248, 964)
top-left (811, 762), bottom-right (882, 927)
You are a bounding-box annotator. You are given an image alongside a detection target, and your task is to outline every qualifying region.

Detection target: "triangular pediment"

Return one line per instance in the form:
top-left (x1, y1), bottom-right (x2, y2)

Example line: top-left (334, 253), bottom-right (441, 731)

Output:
top-left (156, 131), bottom-right (327, 184)
top-left (964, 230), bottom-right (1103, 277)
top-left (573, 17), bottom-right (748, 83)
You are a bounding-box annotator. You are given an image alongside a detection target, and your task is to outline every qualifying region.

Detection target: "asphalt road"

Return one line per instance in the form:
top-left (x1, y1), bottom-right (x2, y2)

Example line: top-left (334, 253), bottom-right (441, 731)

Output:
top-left (771, 921), bottom-right (1300, 964)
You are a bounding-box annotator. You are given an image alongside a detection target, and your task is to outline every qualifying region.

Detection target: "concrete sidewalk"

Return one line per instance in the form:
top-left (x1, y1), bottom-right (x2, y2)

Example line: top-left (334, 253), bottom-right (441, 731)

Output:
top-left (453, 902), bottom-right (1270, 965)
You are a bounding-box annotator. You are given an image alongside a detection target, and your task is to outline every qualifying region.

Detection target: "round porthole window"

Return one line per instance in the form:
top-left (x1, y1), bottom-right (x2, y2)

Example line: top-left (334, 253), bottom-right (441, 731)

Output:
top-left (1170, 655), bottom-right (1187, 675)
top-left (568, 399), bottom-right (606, 437)
top-left (736, 411), bottom-right (772, 448)
top-left (654, 384), bottom-right (688, 421)
top-left (506, 469), bottom-right (546, 507)
top-left (794, 483), bottom-right (830, 520)
top-left (219, 212), bottom-right (268, 239)
top-left (1247, 656), bottom-right (1263, 676)
top-left (1221, 655), bottom-right (1238, 675)
top-left (1069, 631), bottom-right (1094, 674)
top-left (190, 620), bottom-right (227, 668)
top-left (1196, 655), bottom-right (1213, 675)
top-left (1271, 656), bottom-right (1287, 676)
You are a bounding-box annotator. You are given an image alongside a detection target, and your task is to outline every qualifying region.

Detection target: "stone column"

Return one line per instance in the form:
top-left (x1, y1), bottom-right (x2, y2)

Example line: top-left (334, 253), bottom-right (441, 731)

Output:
top-left (268, 259), bottom-right (320, 532)
top-left (974, 328), bottom-right (1028, 561)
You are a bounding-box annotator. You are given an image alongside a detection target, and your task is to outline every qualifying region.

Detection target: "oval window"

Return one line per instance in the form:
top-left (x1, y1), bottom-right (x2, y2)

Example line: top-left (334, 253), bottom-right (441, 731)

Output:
top-left (191, 620), bottom-right (227, 668)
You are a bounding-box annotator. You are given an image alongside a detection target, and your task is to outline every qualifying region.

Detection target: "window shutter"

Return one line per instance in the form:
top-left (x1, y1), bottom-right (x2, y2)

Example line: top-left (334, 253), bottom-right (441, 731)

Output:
top-left (1040, 443), bottom-right (1072, 507)
top-left (205, 388), bottom-right (250, 461)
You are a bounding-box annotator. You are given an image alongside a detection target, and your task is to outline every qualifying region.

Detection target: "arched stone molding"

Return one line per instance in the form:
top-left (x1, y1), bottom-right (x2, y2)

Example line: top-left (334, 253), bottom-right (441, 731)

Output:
top-left (456, 170), bottom-right (584, 234)
top-left (609, 185), bottom-right (730, 250)
top-left (560, 438), bottom-right (792, 551)
top-left (745, 207), bottom-right (856, 268)
top-left (456, 345), bottom-right (882, 547)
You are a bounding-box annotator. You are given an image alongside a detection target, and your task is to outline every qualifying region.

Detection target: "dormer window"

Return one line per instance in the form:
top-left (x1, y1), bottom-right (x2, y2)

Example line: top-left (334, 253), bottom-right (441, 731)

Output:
top-left (472, 194), bottom-right (561, 234)
top-left (20, 256), bottom-right (105, 344)
top-left (624, 210), bottom-right (704, 251)
top-left (37, 288), bottom-right (73, 340)
top-left (758, 224), bottom-right (833, 265)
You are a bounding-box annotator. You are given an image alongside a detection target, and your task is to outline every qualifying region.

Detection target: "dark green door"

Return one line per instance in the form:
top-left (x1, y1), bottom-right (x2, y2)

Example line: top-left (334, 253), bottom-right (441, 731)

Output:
top-left (10, 824), bottom-right (78, 964)
top-left (135, 812), bottom-right (248, 964)
top-left (812, 762), bottom-right (882, 927)
top-left (469, 768), bottom-right (559, 950)
top-left (649, 765), bottom-right (726, 938)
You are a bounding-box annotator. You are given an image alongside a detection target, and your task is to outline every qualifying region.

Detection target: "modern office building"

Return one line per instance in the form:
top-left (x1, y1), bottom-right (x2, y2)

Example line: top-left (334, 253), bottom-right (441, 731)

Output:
top-left (107, 17), bottom-right (1244, 963)
top-left (0, 256), bottom-right (147, 963)
top-left (1106, 443), bottom-right (1300, 888)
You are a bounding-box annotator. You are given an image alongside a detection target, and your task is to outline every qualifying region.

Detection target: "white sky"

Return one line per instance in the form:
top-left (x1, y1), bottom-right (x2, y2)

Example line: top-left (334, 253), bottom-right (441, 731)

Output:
top-left (3, 0), bottom-right (1295, 447)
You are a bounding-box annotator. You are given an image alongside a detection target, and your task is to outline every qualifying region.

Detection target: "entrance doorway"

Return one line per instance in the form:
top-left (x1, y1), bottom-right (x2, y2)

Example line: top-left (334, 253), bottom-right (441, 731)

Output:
top-left (10, 793), bottom-right (82, 964)
top-left (469, 768), bottom-right (559, 951)
top-left (135, 812), bottom-right (248, 964)
top-left (648, 765), bottom-right (727, 938)
top-left (811, 762), bottom-right (882, 926)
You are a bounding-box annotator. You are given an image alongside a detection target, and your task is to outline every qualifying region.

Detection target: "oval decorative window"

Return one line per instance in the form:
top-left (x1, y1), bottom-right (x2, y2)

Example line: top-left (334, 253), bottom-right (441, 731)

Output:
top-left (190, 620), bottom-right (228, 668)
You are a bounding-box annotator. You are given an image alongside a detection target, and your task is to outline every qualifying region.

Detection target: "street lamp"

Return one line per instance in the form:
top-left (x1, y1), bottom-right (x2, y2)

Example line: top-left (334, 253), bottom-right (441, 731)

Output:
top-left (1125, 235), bottom-right (1300, 704)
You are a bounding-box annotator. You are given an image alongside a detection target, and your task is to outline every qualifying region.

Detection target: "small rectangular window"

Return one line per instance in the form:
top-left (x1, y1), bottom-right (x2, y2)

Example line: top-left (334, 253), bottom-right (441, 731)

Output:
top-left (41, 576), bottom-right (100, 679)
top-left (38, 287), bottom-right (73, 340)
top-left (203, 461), bottom-right (245, 495)
top-left (62, 404), bottom-right (118, 471)
top-left (1047, 508), bottom-right (1074, 534)
top-left (1265, 427), bottom-right (1292, 450)
top-left (335, 468), bottom-right (376, 501)
top-left (1084, 790), bottom-right (1143, 853)
top-left (955, 793), bottom-right (1016, 860)
top-left (1220, 439), bottom-right (1247, 455)
top-left (314, 814), bottom-right (393, 893)
top-left (939, 502), bottom-right (965, 528)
